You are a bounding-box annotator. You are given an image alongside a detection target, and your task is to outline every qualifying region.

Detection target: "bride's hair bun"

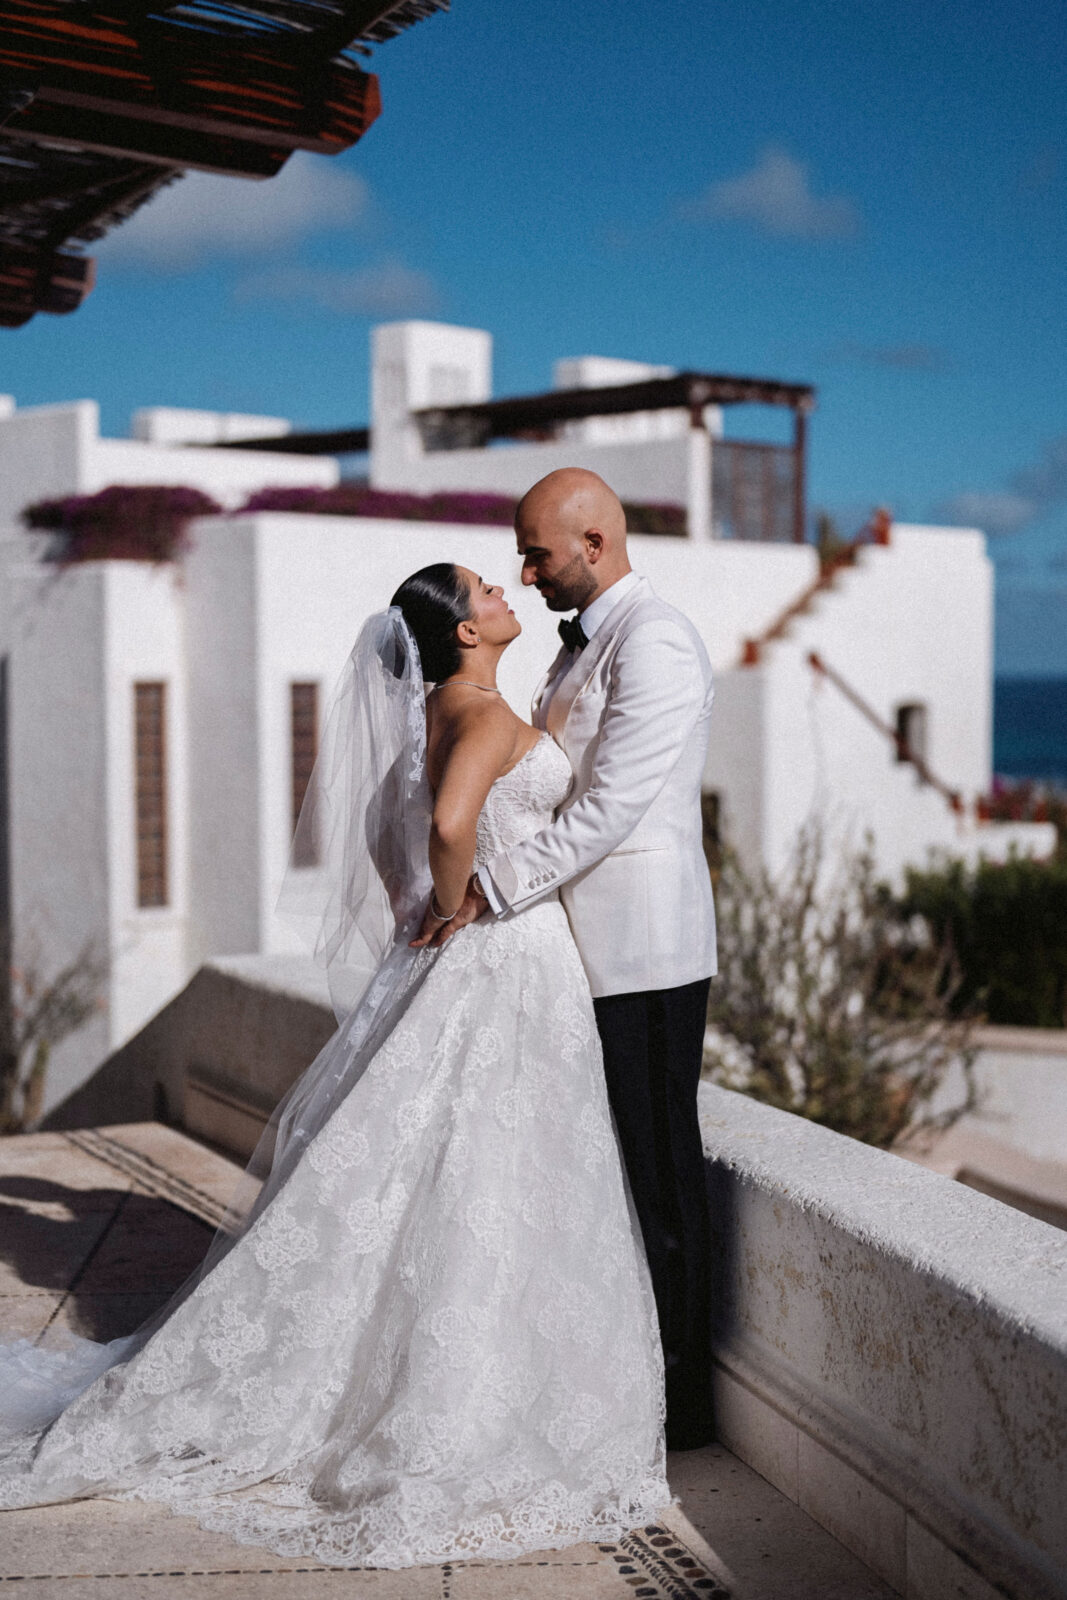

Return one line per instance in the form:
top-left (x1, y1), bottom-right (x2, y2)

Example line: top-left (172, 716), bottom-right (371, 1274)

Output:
top-left (391, 563), bottom-right (472, 683)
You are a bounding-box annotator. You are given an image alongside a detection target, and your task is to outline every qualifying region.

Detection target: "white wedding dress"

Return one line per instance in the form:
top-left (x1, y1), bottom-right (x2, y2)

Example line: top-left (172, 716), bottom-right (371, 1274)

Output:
top-left (0, 732), bottom-right (669, 1568)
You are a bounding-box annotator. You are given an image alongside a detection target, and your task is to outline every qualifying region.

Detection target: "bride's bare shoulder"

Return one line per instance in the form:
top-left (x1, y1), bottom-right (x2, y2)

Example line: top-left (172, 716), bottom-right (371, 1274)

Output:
top-left (426, 690), bottom-right (524, 784)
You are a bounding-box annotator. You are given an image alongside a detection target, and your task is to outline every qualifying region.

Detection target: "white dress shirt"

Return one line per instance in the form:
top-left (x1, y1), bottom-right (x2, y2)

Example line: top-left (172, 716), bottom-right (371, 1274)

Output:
top-left (538, 571), bottom-right (640, 721)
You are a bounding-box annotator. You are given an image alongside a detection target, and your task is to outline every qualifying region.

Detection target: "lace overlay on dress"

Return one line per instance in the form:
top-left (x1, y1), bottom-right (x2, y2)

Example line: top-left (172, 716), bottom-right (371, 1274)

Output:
top-left (473, 732), bottom-right (570, 872)
top-left (0, 733), bottom-right (668, 1568)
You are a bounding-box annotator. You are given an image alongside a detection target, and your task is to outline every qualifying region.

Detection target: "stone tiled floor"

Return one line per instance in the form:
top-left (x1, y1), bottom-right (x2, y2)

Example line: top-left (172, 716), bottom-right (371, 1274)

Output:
top-left (0, 1125), bottom-right (894, 1599)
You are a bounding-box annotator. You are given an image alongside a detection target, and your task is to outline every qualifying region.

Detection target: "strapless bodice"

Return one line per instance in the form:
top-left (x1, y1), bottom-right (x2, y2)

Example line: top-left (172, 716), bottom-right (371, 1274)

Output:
top-left (474, 732), bottom-right (572, 870)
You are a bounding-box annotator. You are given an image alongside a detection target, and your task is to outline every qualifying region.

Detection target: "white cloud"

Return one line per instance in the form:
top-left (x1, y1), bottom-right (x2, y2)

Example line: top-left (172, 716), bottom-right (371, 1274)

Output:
top-left (832, 341), bottom-right (951, 372)
top-left (99, 154), bottom-right (370, 269)
top-left (935, 435), bottom-right (1067, 536)
top-left (1012, 434), bottom-right (1067, 505)
top-left (934, 491), bottom-right (1037, 536)
top-left (235, 259), bottom-right (439, 316)
top-left (681, 145), bottom-right (861, 239)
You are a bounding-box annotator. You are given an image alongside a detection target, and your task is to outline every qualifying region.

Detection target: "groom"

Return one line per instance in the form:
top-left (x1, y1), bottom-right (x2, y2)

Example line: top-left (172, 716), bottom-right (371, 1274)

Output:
top-left (439, 467), bottom-right (718, 1450)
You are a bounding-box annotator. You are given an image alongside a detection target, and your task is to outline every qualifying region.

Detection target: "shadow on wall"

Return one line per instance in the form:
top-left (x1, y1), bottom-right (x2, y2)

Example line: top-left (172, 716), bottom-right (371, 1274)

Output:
top-left (42, 957), bottom-right (335, 1158)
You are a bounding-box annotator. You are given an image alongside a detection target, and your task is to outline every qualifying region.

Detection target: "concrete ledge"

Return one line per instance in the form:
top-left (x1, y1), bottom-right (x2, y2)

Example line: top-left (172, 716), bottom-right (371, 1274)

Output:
top-left (972, 1024), bottom-right (1067, 1057)
top-left (700, 1082), bottom-right (1067, 1600)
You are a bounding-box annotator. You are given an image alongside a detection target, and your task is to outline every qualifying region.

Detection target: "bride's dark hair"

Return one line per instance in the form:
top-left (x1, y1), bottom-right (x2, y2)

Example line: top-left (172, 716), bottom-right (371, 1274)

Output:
top-left (391, 563), bottom-right (472, 682)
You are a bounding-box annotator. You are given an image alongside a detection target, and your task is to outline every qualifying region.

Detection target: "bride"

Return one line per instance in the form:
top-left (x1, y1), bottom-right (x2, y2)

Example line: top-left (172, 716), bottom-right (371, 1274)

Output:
top-left (0, 562), bottom-right (670, 1568)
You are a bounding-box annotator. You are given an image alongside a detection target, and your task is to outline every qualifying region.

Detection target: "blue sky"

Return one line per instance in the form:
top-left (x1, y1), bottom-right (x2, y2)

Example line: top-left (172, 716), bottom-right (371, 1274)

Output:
top-left (2, 0), bottom-right (1065, 672)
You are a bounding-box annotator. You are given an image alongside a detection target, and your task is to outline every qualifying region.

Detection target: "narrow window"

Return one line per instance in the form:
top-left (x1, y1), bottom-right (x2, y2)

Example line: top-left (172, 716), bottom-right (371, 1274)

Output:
top-left (290, 682), bottom-right (319, 866)
top-left (895, 702), bottom-right (928, 770)
top-left (134, 681), bottom-right (168, 907)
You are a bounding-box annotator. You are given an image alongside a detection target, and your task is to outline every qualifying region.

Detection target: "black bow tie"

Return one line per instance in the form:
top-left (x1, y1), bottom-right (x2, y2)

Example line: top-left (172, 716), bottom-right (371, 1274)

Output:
top-left (558, 615), bottom-right (588, 653)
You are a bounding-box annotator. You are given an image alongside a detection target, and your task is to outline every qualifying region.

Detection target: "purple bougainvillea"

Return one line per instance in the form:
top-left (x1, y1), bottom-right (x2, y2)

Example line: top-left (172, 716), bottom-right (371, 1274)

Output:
top-left (20, 480), bottom-right (689, 566)
top-left (238, 483), bottom-right (688, 536)
top-left (22, 484), bottom-right (223, 565)
top-left (622, 501), bottom-right (688, 537)
top-left (238, 484), bottom-right (520, 525)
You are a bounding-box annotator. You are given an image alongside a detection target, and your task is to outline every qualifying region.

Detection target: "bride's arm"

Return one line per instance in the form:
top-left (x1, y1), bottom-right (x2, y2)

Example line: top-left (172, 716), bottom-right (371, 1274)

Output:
top-left (420, 704), bottom-right (514, 924)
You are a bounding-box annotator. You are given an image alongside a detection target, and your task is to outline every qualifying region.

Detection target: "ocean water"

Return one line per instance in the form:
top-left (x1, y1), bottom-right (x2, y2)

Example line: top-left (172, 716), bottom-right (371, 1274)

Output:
top-left (994, 677), bottom-right (1067, 784)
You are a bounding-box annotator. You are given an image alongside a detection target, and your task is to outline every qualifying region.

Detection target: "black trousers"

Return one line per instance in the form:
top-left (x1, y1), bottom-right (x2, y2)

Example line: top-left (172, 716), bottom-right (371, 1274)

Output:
top-left (593, 976), bottom-right (714, 1448)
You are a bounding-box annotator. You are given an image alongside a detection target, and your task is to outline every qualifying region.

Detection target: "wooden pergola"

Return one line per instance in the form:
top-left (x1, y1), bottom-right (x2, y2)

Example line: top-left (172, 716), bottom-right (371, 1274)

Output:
top-left (0, 0), bottom-right (447, 327)
top-left (225, 369), bottom-right (818, 543)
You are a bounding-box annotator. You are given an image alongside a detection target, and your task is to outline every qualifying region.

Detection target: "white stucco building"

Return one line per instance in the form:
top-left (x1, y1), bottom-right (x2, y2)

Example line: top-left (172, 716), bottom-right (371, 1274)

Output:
top-left (0, 320), bottom-right (1053, 1114)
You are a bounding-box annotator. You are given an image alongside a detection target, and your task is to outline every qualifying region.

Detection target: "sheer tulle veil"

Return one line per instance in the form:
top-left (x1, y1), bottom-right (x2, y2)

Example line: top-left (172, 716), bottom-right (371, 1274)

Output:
top-left (277, 606), bottom-right (433, 1025)
top-left (0, 607), bottom-right (441, 1433)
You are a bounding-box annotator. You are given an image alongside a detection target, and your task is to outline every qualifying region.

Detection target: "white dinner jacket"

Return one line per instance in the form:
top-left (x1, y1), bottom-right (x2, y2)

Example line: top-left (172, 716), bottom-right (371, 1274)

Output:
top-left (483, 576), bottom-right (717, 998)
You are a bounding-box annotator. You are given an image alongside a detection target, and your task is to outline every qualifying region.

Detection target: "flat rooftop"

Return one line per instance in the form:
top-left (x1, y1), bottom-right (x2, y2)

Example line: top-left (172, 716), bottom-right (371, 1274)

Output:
top-left (0, 1124), bottom-right (894, 1599)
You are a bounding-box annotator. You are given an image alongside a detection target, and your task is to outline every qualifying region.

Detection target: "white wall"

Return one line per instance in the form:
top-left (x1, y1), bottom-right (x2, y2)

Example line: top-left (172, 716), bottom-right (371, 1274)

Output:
top-left (182, 520), bottom-right (263, 966)
top-left (4, 503), bottom-right (1041, 1117)
top-left (0, 401), bottom-right (98, 526)
top-left (627, 530), bottom-right (817, 670)
top-left (181, 513), bottom-right (1024, 967)
top-left (966, 1029), bottom-right (1067, 1168)
top-left (703, 669), bottom-right (766, 866)
top-left (371, 320), bottom-right (492, 486)
top-left (131, 408), bottom-right (291, 446)
top-left (181, 512), bottom-right (1018, 966)
top-left (0, 532), bottom-right (23, 652)
top-left (7, 562), bottom-right (112, 1111)
top-left (552, 354), bottom-right (713, 446)
top-left (87, 438), bottom-right (337, 508)
top-left (247, 516), bottom-right (821, 958)
top-left (718, 523), bottom-right (1037, 881)
top-left (374, 421), bottom-right (696, 504)
top-left (4, 559), bottom-right (189, 1110)
top-left (230, 513), bottom-right (578, 956)
top-left (2, 349), bottom-right (1046, 1117)
top-left (368, 319), bottom-right (701, 508)
top-left (0, 398), bottom-right (338, 532)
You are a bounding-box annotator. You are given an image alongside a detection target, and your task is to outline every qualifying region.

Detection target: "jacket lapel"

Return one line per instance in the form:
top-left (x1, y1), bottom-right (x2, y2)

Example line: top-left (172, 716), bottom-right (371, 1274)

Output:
top-left (547, 577), bottom-right (651, 741)
top-left (531, 646), bottom-right (569, 728)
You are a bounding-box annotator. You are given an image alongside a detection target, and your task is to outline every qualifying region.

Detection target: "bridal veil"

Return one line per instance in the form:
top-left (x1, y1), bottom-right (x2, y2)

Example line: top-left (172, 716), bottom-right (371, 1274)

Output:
top-left (0, 608), bottom-right (439, 1431)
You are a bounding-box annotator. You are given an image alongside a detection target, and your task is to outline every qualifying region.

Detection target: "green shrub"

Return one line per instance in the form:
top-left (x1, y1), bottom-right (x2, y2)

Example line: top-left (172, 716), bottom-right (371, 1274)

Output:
top-left (704, 827), bottom-right (977, 1148)
top-left (898, 852), bottom-right (1067, 1027)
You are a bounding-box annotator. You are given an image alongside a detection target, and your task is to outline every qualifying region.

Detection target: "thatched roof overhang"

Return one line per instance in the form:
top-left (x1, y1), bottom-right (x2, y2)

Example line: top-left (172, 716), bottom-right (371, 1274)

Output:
top-left (0, 0), bottom-right (447, 326)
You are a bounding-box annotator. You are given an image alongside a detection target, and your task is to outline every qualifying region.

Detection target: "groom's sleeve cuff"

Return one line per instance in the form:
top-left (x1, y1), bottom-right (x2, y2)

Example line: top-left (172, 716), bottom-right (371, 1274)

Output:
top-left (475, 867), bottom-right (506, 917)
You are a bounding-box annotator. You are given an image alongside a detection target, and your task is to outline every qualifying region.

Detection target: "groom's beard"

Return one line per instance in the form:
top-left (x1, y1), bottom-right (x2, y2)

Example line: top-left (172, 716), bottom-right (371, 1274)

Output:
top-left (536, 554), bottom-right (598, 613)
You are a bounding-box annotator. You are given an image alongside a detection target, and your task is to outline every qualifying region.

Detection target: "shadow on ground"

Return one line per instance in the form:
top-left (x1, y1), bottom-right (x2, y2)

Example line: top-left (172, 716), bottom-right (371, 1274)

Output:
top-left (0, 1169), bottom-right (212, 1342)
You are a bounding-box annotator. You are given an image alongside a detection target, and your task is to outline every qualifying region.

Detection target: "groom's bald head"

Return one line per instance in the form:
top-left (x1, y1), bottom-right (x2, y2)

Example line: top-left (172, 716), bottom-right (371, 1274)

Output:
top-left (515, 468), bottom-right (631, 613)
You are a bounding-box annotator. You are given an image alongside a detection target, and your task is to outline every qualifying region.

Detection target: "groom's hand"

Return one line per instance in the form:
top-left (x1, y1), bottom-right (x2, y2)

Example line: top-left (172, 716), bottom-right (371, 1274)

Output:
top-left (409, 878), bottom-right (490, 949)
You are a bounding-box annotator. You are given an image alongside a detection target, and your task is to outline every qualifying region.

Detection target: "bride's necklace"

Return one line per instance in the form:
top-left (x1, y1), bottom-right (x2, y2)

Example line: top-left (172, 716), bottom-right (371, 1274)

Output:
top-left (436, 680), bottom-right (502, 695)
